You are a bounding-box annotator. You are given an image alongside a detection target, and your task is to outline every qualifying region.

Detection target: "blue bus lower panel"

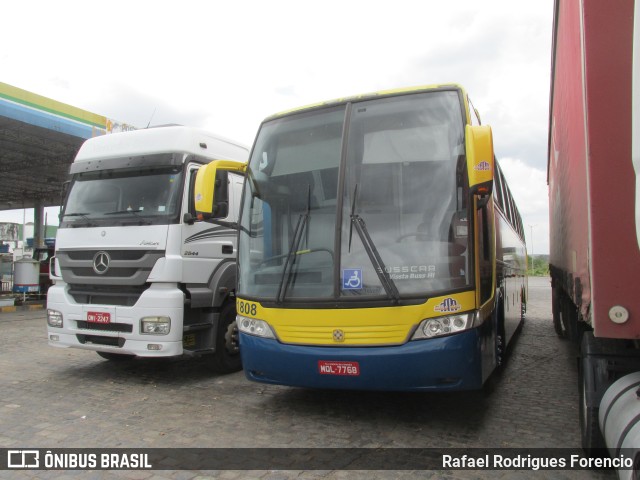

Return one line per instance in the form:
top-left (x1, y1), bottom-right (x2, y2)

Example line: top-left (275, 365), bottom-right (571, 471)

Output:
top-left (240, 327), bottom-right (489, 392)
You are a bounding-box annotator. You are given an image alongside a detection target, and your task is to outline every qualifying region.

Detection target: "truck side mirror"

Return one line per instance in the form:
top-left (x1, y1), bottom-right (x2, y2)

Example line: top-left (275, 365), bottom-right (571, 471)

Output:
top-left (465, 124), bottom-right (494, 197)
top-left (194, 160), bottom-right (247, 220)
top-left (183, 212), bottom-right (196, 225)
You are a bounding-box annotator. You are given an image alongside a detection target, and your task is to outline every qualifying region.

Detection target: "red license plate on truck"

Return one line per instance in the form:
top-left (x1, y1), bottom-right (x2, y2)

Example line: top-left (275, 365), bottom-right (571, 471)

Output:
top-left (87, 312), bottom-right (111, 324)
top-left (318, 361), bottom-right (360, 376)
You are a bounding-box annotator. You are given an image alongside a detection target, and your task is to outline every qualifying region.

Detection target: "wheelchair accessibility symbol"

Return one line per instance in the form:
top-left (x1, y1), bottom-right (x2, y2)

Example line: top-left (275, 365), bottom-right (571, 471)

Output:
top-left (342, 269), bottom-right (363, 290)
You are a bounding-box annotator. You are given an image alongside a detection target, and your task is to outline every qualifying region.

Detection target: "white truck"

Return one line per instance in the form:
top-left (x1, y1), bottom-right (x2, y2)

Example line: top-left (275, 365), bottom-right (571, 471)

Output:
top-left (46, 126), bottom-right (249, 373)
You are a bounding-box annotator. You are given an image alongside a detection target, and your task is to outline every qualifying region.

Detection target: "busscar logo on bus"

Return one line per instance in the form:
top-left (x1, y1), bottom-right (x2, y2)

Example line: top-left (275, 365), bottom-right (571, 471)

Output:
top-left (376, 265), bottom-right (436, 280)
top-left (434, 297), bottom-right (462, 313)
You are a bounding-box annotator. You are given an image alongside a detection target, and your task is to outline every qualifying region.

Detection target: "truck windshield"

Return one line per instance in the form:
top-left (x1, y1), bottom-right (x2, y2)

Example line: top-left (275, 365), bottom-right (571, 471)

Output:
top-left (238, 90), bottom-right (472, 303)
top-left (61, 164), bottom-right (184, 227)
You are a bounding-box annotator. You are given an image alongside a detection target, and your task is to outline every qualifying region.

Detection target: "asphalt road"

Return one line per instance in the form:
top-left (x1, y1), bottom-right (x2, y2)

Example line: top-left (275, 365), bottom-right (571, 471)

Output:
top-left (0, 277), bottom-right (617, 479)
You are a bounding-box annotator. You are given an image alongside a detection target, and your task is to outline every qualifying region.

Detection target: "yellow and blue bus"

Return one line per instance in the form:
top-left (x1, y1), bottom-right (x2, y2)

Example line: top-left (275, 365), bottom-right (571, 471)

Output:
top-left (196, 84), bottom-right (527, 391)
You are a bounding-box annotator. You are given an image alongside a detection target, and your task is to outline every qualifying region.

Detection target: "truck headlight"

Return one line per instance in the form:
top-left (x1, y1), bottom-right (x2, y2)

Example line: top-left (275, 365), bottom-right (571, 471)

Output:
top-left (237, 315), bottom-right (275, 339)
top-left (411, 313), bottom-right (475, 340)
top-left (141, 316), bottom-right (171, 335)
top-left (47, 309), bottom-right (63, 328)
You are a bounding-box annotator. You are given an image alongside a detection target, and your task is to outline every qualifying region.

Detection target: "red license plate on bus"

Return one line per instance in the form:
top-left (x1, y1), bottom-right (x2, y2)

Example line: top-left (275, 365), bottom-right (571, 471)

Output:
top-left (318, 361), bottom-right (360, 376)
top-left (87, 311), bottom-right (111, 324)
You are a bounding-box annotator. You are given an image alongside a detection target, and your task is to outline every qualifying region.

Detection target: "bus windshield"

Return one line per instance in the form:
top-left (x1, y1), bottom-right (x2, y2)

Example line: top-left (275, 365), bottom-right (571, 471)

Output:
top-left (61, 163), bottom-right (184, 227)
top-left (238, 90), bottom-right (472, 303)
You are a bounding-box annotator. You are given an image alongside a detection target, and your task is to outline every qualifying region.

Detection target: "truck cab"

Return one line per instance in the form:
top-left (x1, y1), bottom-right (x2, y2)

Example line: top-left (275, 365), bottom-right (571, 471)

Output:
top-left (46, 126), bottom-right (248, 372)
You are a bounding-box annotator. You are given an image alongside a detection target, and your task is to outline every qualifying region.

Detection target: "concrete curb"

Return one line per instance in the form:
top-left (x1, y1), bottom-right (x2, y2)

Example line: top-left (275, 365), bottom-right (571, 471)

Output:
top-left (0, 303), bottom-right (45, 313)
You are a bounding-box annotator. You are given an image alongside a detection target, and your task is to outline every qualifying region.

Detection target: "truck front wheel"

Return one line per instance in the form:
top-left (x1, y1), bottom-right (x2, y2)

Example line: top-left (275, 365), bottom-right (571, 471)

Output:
top-left (208, 301), bottom-right (242, 374)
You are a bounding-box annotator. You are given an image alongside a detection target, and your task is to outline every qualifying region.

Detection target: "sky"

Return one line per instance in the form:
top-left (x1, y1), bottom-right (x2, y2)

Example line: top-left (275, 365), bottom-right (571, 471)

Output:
top-left (1, 0), bottom-right (554, 254)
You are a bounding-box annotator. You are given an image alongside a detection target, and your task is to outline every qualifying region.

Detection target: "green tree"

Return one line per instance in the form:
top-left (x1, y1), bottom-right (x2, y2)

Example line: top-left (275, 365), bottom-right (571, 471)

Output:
top-left (527, 256), bottom-right (549, 276)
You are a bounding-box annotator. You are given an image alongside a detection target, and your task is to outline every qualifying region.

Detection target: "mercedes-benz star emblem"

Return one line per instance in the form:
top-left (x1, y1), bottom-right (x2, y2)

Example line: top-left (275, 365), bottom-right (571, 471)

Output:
top-left (333, 329), bottom-right (345, 342)
top-left (93, 251), bottom-right (111, 275)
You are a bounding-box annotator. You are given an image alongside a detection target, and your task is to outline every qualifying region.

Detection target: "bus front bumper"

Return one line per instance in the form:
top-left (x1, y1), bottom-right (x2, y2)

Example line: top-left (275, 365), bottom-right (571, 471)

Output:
top-left (240, 327), bottom-right (487, 391)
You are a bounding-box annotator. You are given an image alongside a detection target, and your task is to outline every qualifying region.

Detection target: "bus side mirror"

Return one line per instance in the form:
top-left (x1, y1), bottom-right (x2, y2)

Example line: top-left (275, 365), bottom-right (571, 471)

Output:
top-left (194, 160), bottom-right (247, 220)
top-left (465, 124), bottom-right (494, 197)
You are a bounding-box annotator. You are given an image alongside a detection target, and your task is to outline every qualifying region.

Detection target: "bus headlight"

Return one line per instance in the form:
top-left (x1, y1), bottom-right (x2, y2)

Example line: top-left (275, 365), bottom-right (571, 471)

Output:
top-left (141, 316), bottom-right (171, 335)
top-left (411, 313), bottom-right (475, 340)
top-left (237, 315), bottom-right (275, 339)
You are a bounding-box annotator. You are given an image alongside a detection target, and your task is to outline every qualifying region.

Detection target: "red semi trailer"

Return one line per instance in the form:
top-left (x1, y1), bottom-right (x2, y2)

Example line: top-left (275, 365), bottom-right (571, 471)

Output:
top-left (548, 0), bottom-right (640, 459)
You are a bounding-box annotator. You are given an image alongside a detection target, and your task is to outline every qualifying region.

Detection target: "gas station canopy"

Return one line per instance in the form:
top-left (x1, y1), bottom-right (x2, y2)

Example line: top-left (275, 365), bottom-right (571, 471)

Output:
top-left (0, 82), bottom-right (134, 211)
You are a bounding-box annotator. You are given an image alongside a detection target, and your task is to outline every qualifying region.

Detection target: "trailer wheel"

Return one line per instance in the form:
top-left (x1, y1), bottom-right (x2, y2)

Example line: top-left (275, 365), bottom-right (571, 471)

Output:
top-left (551, 287), bottom-right (567, 338)
top-left (97, 352), bottom-right (135, 362)
top-left (578, 346), bottom-right (606, 453)
top-left (208, 301), bottom-right (242, 374)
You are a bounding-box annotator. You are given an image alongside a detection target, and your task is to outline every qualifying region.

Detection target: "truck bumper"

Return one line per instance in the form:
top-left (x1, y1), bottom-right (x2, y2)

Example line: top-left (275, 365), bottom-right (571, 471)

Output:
top-left (46, 283), bottom-right (185, 357)
top-left (240, 327), bottom-right (485, 391)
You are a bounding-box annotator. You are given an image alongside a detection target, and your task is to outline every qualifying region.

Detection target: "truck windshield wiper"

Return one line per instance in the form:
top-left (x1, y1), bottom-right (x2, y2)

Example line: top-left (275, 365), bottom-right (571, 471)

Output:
top-left (348, 184), bottom-right (400, 304)
top-left (60, 212), bottom-right (94, 226)
top-left (275, 184), bottom-right (311, 304)
top-left (61, 212), bottom-right (90, 218)
top-left (103, 209), bottom-right (153, 225)
top-left (103, 209), bottom-right (144, 216)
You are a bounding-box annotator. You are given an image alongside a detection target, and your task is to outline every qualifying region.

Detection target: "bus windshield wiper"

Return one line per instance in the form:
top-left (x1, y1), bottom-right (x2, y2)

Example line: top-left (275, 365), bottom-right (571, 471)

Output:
top-left (275, 184), bottom-right (311, 304)
top-left (348, 184), bottom-right (400, 304)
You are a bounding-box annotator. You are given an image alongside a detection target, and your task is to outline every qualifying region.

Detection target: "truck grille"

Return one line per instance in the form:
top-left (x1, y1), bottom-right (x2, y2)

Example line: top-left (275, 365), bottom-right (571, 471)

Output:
top-left (68, 284), bottom-right (149, 307)
top-left (76, 321), bottom-right (133, 333)
top-left (57, 249), bottom-right (165, 286)
top-left (76, 334), bottom-right (125, 348)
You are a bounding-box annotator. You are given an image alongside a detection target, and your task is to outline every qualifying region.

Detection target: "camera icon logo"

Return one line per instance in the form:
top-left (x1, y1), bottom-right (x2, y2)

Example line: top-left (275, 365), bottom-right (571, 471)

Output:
top-left (7, 450), bottom-right (40, 469)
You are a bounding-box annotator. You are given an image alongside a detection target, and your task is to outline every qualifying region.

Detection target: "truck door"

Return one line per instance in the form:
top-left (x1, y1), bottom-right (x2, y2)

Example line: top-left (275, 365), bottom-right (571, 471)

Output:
top-left (181, 163), bottom-right (236, 285)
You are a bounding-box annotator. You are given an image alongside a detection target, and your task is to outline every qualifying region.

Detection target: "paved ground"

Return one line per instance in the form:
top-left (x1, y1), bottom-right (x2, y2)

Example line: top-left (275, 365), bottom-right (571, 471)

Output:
top-left (0, 277), bottom-right (617, 479)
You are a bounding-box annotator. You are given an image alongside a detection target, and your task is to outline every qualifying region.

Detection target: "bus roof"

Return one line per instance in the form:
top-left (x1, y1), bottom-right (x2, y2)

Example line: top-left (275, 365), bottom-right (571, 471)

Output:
top-left (266, 83), bottom-right (467, 120)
